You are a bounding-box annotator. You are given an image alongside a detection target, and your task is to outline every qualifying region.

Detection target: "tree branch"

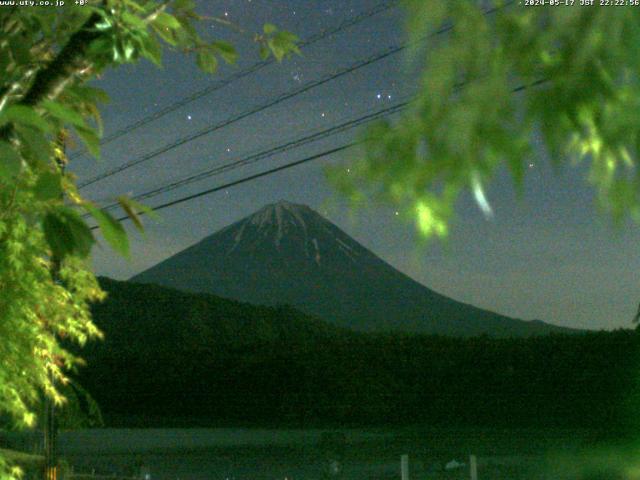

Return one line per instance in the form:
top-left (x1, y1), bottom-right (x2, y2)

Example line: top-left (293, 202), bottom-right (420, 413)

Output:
top-left (21, 13), bottom-right (103, 107)
top-left (0, 12), bottom-right (103, 141)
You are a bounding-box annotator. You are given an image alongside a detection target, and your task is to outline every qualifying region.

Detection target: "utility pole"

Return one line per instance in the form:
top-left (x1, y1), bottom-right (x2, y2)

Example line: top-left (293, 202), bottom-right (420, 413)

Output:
top-left (43, 382), bottom-right (55, 480)
top-left (43, 130), bottom-right (67, 480)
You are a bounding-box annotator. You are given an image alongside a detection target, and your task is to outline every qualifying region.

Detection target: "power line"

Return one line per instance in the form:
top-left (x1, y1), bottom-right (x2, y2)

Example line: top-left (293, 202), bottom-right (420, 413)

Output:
top-left (95, 76), bottom-right (545, 216)
top-left (78, 0), bottom-right (516, 190)
top-left (69, 1), bottom-right (397, 162)
top-left (89, 143), bottom-right (356, 231)
top-left (94, 101), bottom-right (408, 213)
top-left (89, 76), bottom-right (546, 231)
top-left (78, 42), bottom-right (407, 189)
top-left (85, 1), bottom-right (527, 228)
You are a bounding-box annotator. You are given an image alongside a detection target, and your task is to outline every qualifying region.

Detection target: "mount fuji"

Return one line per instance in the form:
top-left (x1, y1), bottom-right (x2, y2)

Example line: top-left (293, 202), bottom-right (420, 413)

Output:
top-left (131, 200), bottom-right (574, 337)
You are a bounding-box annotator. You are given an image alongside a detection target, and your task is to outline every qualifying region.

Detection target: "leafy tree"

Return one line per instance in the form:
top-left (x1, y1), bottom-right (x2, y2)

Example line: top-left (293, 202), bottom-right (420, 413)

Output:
top-left (81, 279), bottom-right (639, 433)
top-left (0, 2), bottom-right (297, 477)
top-left (335, 1), bottom-right (640, 237)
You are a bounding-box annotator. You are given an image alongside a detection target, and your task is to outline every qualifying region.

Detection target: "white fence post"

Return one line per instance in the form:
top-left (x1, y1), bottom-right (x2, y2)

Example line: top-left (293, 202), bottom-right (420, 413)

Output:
top-left (469, 454), bottom-right (477, 480)
top-left (401, 454), bottom-right (409, 480)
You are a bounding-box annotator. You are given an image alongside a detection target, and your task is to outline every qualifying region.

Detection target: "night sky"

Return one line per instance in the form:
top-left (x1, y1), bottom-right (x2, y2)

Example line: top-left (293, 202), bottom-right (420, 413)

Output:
top-left (70, 0), bottom-right (640, 331)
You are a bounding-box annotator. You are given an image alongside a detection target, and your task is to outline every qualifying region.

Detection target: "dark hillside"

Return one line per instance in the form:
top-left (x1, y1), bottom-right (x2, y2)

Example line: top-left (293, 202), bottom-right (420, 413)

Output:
top-left (77, 278), bottom-right (640, 433)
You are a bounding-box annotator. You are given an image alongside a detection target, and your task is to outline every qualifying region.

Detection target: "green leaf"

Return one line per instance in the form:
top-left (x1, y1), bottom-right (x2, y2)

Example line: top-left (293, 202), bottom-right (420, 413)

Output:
top-left (118, 195), bottom-right (159, 221)
top-left (33, 171), bottom-right (62, 201)
top-left (0, 49), bottom-right (11, 72)
top-left (9, 38), bottom-right (30, 65)
top-left (267, 39), bottom-right (284, 62)
top-left (175, 16), bottom-right (199, 44)
top-left (42, 208), bottom-right (95, 259)
top-left (140, 32), bottom-right (163, 66)
top-left (173, 0), bottom-right (196, 11)
top-left (122, 40), bottom-right (137, 62)
top-left (117, 196), bottom-right (158, 232)
top-left (196, 50), bottom-right (218, 73)
top-left (75, 126), bottom-right (101, 159)
top-left (211, 41), bottom-right (237, 64)
top-left (42, 100), bottom-right (86, 128)
top-left (152, 23), bottom-right (178, 46)
top-left (259, 44), bottom-right (270, 61)
top-left (268, 31), bottom-right (300, 61)
top-left (122, 10), bottom-right (146, 29)
top-left (118, 200), bottom-right (143, 232)
top-left (1, 105), bottom-right (52, 132)
top-left (14, 125), bottom-right (52, 166)
top-left (0, 140), bottom-right (22, 181)
top-left (87, 37), bottom-right (114, 60)
top-left (122, 0), bottom-right (145, 12)
top-left (154, 12), bottom-right (181, 30)
top-left (69, 85), bottom-right (110, 104)
top-left (263, 23), bottom-right (277, 34)
top-left (274, 30), bottom-right (299, 44)
top-left (93, 12), bottom-right (113, 31)
top-left (84, 204), bottom-right (129, 257)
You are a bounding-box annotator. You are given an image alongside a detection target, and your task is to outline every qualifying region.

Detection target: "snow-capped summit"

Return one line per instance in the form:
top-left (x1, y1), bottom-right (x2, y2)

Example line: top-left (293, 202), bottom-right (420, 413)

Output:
top-left (131, 201), bottom-right (574, 336)
top-left (236, 201), bottom-right (320, 250)
top-left (247, 201), bottom-right (310, 234)
top-left (220, 200), bottom-right (366, 265)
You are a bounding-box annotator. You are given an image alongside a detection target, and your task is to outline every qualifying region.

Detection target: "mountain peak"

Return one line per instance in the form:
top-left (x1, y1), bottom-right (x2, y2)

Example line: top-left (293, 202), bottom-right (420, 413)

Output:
top-left (236, 200), bottom-right (334, 257)
top-left (255, 200), bottom-right (320, 224)
top-left (131, 202), bottom-right (577, 337)
top-left (251, 200), bottom-right (313, 227)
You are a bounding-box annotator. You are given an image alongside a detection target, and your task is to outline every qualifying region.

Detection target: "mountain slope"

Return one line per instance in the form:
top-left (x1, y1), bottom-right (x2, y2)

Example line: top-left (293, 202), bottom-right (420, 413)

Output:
top-left (82, 277), bottom-right (357, 424)
top-left (78, 278), bottom-right (629, 430)
top-left (131, 201), bottom-right (575, 337)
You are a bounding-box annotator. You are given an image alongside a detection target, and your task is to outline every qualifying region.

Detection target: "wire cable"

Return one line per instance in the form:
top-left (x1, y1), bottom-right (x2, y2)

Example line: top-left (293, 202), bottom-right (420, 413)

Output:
top-left (78, 43), bottom-right (407, 189)
top-left (88, 76), bottom-right (546, 230)
top-left (79, 0), bottom-right (516, 190)
top-left (85, 0), bottom-right (529, 229)
top-left (89, 143), bottom-right (356, 230)
top-left (69, 1), bottom-right (398, 162)
top-left (94, 101), bottom-right (408, 213)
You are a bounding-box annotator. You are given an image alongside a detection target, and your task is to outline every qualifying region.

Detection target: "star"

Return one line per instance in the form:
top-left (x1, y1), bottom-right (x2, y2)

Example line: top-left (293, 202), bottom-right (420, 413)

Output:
top-left (187, 115), bottom-right (192, 120)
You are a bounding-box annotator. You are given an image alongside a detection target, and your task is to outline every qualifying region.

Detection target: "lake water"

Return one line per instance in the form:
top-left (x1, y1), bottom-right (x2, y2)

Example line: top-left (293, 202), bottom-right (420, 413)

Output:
top-left (57, 428), bottom-right (408, 480)
top-left (53, 427), bottom-right (574, 479)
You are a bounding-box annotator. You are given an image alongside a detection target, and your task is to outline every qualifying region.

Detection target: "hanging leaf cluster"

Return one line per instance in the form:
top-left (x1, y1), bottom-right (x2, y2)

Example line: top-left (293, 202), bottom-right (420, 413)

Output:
top-left (334, 1), bottom-right (640, 236)
top-left (0, 2), bottom-right (298, 478)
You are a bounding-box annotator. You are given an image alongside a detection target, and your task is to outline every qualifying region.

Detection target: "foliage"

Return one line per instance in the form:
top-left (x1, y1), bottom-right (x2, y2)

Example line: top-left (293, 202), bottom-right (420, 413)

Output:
top-left (81, 278), bottom-right (639, 434)
top-left (0, 450), bottom-right (40, 480)
top-left (0, 2), bottom-right (297, 477)
top-left (333, 1), bottom-right (640, 236)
